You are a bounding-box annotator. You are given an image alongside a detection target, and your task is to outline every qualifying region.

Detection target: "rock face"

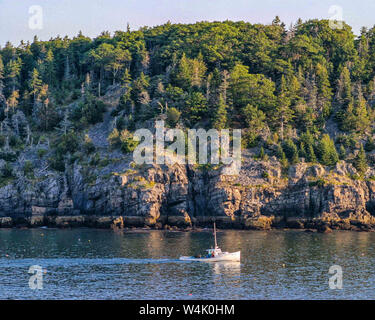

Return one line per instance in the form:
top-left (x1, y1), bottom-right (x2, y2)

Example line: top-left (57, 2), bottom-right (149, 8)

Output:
top-left (1, 156), bottom-right (375, 231)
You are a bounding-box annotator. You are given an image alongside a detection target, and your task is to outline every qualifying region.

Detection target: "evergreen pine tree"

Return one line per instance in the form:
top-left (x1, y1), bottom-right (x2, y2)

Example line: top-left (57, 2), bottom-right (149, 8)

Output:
top-left (339, 145), bottom-right (346, 160)
top-left (317, 134), bottom-right (339, 166)
top-left (212, 95), bottom-right (228, 130)
top-left (354, 144), bottom-right (368, 175)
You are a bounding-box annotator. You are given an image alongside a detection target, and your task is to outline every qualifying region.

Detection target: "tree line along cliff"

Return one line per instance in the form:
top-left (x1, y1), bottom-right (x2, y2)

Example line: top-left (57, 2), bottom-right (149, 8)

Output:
top-left (0, 18), bottom-right (375, 230)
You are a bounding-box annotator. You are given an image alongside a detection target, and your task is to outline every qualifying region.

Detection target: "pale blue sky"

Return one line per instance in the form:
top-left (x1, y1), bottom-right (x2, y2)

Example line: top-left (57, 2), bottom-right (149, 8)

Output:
top-left (0, 0), bottom-right (374, 46)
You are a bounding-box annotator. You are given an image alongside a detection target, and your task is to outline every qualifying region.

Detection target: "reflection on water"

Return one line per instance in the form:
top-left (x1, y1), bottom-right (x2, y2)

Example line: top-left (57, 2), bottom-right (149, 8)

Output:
top-left (0, 228), bottom-right (375, 299)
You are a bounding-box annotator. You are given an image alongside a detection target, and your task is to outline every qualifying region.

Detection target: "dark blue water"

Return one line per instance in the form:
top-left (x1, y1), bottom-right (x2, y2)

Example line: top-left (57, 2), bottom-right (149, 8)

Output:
top-left (0, 228), bottom-right (374, 299)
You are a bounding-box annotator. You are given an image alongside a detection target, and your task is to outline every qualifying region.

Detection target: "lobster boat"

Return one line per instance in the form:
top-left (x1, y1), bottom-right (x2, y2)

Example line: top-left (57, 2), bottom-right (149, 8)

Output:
top-left (179, 223), bottom-right (241, 262)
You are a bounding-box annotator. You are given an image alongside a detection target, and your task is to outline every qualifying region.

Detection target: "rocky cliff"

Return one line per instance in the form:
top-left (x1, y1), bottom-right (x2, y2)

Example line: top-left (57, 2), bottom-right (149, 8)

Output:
top-left (1, 86), bottom-right (375, 232)
top-left (1, 148), bottom-right (375, 232)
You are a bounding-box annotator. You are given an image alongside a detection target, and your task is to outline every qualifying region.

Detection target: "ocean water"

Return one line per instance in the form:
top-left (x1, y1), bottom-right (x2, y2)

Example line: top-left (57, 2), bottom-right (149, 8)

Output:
top-left (0, 228), bottom-right (374, 300)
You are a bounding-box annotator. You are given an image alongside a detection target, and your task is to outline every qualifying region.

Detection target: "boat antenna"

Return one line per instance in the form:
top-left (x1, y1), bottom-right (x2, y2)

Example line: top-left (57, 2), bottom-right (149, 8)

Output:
top-left (214, 222), bottom-right (218, 249)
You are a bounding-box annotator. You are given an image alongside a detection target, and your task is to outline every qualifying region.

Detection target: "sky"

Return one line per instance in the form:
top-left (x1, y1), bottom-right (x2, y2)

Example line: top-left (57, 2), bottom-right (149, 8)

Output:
top-left (1, 0), bottom-right (375, 46)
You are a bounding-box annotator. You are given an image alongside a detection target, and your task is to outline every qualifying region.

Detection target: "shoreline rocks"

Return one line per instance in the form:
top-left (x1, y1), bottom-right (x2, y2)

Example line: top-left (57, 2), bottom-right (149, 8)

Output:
top-left (1, 214), bottom-right (375, 232)
top-left (1, 159), bottom-right (375, 232)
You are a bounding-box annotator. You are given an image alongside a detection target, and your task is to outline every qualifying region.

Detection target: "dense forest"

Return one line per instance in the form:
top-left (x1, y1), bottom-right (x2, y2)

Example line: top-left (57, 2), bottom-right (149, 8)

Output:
top-left (1, 17), bottom-right (375, 179)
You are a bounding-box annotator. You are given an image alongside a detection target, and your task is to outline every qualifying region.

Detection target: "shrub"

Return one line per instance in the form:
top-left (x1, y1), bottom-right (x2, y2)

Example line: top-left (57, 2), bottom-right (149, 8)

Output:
top-left (166, 107), bottom-right (181, 127)
top-left (1, 162), bottom-right (13, 178)
top-left (83, 134), bottom-right (95, 154)
top-left (282, 138), bottom-right (298, 161)
top-left (365, 137), bottom-right (375, 152)
top-left (23, 161), bottom-right (34, 178)
top-left (71, 93), bottom-right (106, 126)
top-left (242, 131), bottom-right (260, 148)
top-left (48, 155), bottom-right (65, 172)
top-left (0, 151), bottom-right (17, 162)
top-left (37, 149), bottom-right (47, 158)
top-left (0, 135), bottom-right (5, 148)
top-left (54, 132), bottom-right (80, 157)
top-left (339, 145), bottom-right (346, 160)
top-left (108, 129), bottom-right (138, 154)
top-left (89, 153), bottom-right (101, 166)
top-left (9, 135), bottom-right (22, 148)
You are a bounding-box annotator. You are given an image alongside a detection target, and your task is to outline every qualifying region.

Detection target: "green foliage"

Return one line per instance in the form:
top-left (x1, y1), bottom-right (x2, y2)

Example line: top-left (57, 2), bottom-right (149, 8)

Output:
top-left (339, 145), bottom-right (346, 160)
top-left (257, 146), bottom-right (266, 161)
top-left (316, 134), bottom-right (339, 166)
top-left (172, 53), bottom-right (206, 90)
top-left (212, 95), bottom-right (228, 130)
top-left (230, 63), bottom-right (276, 114)
top-left (23, 161), bottom-right (34, 178)
top-left (1, 20), bottom-right (375, 174)
top-left (83, 134), bottom-right (96, 154)
top-left (71, 93), bottom-right (106, 126)
top-left (282, 138), bottom-right (298, 161)
top-left (166, 107), bottom-right (181, 127)
top-left (1, 162), bottom-right (13, 179)
top-left (0, 135), bottom-right (5, 148)
top-left (0, 151), bottom-right (17, 162)
top-left (243, 104), bottom-right (265, 130)
top-left (108, 128), bottom-right (138, 154)
top-left (54, 131), bottom-right (80, 158)
top-left (37, 149), bottom-right (47, 158)
top-left (242, 131), bottom-right (260, 148)
top-left (183, 91), bottom-right (208, 125)
top-left (365, 137), bottom-right (375, 152)
top-left (353, 144), bottom-right (368, 175)
top-left (9, 135), bottom-right (22, 148)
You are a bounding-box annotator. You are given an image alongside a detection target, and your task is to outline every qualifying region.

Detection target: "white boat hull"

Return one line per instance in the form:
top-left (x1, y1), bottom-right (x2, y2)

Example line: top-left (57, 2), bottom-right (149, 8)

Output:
top-left (179, 251), bottom-right (240, 262)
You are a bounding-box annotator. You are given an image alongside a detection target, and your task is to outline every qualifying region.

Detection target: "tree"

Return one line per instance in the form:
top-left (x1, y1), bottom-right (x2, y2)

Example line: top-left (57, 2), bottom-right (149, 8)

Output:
top-left (6, 90), bottom-right (19, 115)
top-left (87, 43), bottom-right (131, 94)
top-left (0, 56), bottom-right (4, 94)
top-left (243, 104), bottom-right (265, 130)
top-left (183, 91), bottom-right (208, 125)
top-left (315, 63), bottom-right (332, 118)
top-left (336, 66), bottom-right (352, 107)
top-left (307, 143), bottom-right (317, 163)
top-left (34, 84), bottom-right (59, 131)
top-left (107, 46), bottom-right (132, 85)
top-left (172, 53), bottom-right (206, 90)
top-left (173, 53), bottom-right (191, 89)
top-left (0, 56), bottom-right (5, 112)
top-left (121, 68), bottom-right (131, 87)
top-left (282, 138), bottom-right (298, 161)
top-left (316, 134), bottom-right (339, 166)
top-left (339, 145), bottom-right (346, 160)
top-left (5, 58), bottom-right (21, 92)
top-left (29, 68), bottom-right (42, 102)
top-left (43, 49), bottom-right (55, 85)
top-left (108, 128), bottom-right (138, 153)
top-left (258, 146), bottom-right (268, 161)
top-left (353, 144), bottom-right (368, 175)
top-left (229, 64), bottom-right (276, 114)
top-left (166, 107), bottom-right (181, 127)
top-left (341, 97), bottom-right (370, 133)
top-left (212, 95), bottom-right (228, 130)
top-left (275, 75), bottom-right (294, 140)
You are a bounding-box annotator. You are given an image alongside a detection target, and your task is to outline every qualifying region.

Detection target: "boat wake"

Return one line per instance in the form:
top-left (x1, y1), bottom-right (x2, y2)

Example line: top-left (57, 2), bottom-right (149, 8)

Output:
top-left (0, 257), bottom-right (181, 268)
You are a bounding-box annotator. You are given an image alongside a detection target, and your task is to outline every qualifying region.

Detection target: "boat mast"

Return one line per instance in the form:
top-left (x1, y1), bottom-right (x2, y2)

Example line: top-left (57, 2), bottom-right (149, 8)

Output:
top-left (214, 222), bottom-right (218, 249)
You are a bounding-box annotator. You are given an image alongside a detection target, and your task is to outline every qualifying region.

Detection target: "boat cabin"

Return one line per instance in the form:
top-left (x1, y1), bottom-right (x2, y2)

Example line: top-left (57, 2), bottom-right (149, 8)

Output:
top-left (206, 247), bottom-right (222, 257)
